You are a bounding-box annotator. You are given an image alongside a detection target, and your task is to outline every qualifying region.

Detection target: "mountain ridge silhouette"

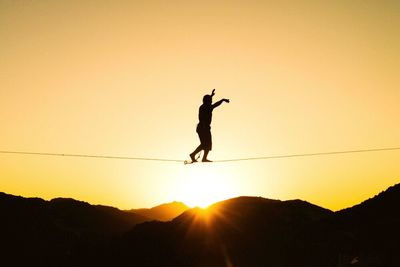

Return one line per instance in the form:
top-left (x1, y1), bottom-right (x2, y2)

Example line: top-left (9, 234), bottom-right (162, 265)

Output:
top-left (1, 183), bottom-right (399, 266)
top-left (129, 201), bottom-right (189, 221)
top-left (100, 183), bottom-right (400, 266)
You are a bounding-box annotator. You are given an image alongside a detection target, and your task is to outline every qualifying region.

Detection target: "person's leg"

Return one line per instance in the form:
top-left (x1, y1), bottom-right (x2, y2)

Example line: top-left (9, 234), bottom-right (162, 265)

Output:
top-left (190, 124), bottom-right (203, 162)
top-left (202, 149), bottom-right (212, 162)
top-left (202, 129), bottom-right (212, 162)
top-left (190, 145), bottom-right (202, 162)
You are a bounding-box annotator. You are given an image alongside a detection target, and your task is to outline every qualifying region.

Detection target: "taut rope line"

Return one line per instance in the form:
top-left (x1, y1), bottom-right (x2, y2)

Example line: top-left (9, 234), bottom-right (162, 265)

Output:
top-left (1, 147), bottom-right (400, 163)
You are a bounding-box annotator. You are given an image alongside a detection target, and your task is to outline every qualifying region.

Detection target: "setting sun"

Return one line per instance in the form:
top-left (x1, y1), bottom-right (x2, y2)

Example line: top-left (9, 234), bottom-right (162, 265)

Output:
top-left (175, 163), bottom-right (240, 208)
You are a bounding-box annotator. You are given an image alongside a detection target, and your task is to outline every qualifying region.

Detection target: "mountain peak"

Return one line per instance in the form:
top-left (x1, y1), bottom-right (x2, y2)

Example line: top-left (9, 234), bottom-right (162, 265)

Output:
top-left (337, 183), bottom-right (400, 222)
top-left (129, 201), bottom-right (189, 221)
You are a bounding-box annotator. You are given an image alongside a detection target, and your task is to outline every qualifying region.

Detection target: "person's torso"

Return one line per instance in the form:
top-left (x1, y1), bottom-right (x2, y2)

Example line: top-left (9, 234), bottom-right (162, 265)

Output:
top-left (198, 104), bottom-right (212, 126)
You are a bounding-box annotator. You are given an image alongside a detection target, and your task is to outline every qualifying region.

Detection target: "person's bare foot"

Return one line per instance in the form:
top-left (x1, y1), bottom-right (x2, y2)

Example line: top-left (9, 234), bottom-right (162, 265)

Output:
top-left (202, 159), bottom-right (212, 162)
top-left (190, 153), bottom-right (197, 162)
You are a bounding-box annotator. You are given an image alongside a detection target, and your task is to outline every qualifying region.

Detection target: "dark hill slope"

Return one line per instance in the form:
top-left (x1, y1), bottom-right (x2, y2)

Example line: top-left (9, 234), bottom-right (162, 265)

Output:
top-left (129, 201), bottom-right (189, 221)
top-left (317, 183), bottom-right (400, 266)
top-left (0, 192), bottom-right (147, 266)
top-left (107, 197), bottom-right (333, 266)
top-left (49, 197), bottom-right (149, 234)
top-left (101, 187), bottom-right (400, 267)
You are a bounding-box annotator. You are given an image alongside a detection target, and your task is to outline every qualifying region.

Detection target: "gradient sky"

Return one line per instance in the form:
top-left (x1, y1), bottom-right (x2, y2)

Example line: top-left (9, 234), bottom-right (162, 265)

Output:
top-left (1, 0), bottom-right (399, 210)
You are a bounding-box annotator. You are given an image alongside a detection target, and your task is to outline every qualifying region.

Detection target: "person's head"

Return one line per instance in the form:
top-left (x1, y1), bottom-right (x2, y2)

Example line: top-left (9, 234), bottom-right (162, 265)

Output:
top-left (203, 95), bottom-right (212, 105)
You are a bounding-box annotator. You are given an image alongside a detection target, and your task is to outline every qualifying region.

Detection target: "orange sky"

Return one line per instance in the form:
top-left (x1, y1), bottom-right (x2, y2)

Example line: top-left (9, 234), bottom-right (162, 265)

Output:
top-left (1, 0), bottom-right (399, 210)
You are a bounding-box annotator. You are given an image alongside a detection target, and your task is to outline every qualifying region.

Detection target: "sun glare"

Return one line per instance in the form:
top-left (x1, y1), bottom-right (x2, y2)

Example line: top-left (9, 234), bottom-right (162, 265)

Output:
top-left (176, 163), bottom-right (239, 208)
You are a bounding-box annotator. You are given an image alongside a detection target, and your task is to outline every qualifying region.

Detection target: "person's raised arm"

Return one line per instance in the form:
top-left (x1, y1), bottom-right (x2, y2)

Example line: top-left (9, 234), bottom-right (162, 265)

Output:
top-left (212, 98), bottom-right (230, 109)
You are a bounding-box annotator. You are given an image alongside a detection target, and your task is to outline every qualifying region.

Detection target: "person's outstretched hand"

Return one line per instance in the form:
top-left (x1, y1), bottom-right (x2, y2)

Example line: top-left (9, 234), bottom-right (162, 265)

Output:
top-left (224, 99), bottom-right (230, 103)
top-left (211, 89), bottom-right (216, 96)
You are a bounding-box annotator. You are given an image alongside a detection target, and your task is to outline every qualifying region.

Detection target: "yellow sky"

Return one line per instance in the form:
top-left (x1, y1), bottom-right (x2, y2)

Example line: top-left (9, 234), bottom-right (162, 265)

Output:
top-left (1, 0), bottom-right (399, 210)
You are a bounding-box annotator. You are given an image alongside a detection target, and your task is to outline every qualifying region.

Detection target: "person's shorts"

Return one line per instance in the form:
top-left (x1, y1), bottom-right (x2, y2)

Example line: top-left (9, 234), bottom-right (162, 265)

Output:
top-left (196, 124), bottom-right (212, 151)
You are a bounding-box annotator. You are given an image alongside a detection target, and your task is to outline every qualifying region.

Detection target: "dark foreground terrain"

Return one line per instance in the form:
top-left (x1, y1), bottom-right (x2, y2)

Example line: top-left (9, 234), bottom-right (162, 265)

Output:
top-left (1, 183), bottom-right (399, 267)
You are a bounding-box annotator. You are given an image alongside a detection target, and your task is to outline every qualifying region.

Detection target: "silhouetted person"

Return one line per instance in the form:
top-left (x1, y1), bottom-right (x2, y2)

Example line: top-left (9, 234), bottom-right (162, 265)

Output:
top-left (190, 89), bottom-right (229, 162)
